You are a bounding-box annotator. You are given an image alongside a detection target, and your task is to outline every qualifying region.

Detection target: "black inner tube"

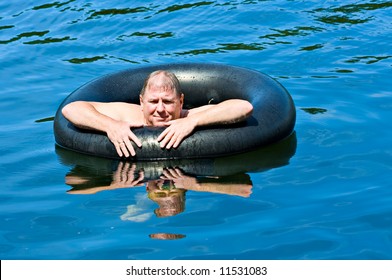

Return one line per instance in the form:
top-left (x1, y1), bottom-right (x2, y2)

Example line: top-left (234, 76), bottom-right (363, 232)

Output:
top-left (54, 63), bottom-right (296, 160)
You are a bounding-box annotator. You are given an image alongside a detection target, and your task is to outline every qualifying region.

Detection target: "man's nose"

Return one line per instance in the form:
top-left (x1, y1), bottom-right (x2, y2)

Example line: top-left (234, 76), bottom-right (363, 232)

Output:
top-left (157, 100), bottom-right (165, 112)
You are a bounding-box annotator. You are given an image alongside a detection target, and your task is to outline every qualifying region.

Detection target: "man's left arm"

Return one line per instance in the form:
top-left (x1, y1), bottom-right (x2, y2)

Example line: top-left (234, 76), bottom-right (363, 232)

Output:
top-left (157, 99), bottom-right (253, 149)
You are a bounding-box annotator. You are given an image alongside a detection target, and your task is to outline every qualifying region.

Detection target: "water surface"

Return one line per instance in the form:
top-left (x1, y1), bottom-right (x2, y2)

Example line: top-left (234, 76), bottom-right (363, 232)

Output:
top-left (0, 0), bottom-right (391, 259)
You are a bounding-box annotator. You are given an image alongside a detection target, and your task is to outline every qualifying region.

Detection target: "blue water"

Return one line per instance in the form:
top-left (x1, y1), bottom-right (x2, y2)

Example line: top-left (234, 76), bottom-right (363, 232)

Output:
top-left (1, 0), bottom-right (391, 260)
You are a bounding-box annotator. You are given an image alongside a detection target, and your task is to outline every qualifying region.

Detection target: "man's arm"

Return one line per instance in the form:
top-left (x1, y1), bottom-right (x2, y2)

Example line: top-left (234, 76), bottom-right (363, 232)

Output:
top-left (157, 99), bottom-right (253, 149)
top-left (61, 101), bottom-right (143, 157)
top-left (161, 167), bottom-right (252, 198)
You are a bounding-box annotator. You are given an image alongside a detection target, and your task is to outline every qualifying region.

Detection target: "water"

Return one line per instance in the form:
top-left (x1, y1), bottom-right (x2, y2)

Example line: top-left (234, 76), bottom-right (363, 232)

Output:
top-left (1, 0), bottom-right (391, 260)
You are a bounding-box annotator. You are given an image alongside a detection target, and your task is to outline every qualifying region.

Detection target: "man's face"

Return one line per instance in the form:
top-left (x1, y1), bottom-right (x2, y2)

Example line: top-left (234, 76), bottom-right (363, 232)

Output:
top-left (140, 86), bottom-right (183, 127)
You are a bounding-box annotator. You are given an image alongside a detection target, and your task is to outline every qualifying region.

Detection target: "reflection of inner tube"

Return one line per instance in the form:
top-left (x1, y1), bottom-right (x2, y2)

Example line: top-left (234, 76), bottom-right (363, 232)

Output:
top-left (54, 63), bottom-right (296, 160)
top-left (56, 132), bottom-right (297, 186)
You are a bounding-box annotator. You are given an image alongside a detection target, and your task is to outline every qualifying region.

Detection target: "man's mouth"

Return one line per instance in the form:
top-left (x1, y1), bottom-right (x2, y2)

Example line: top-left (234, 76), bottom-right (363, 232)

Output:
top-left (153, 115), bottom-right (169, 121)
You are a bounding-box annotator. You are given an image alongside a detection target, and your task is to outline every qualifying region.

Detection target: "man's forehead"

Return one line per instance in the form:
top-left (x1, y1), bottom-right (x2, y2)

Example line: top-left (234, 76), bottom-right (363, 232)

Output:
top-left (147, 83), bottom-right (174, 93)
top-left (145, 86), bottom-right (175, 95)
top-left (144, 87), bottom-right (176, 99)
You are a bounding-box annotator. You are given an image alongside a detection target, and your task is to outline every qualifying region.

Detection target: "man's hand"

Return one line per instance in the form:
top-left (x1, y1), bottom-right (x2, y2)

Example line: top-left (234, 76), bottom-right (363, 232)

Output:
top-left (157, 118), bottom-right (197, 149)
top-left (160, 167), bottom-right (197, 189)
top-left (107, 120), bottom-right (143, 157)
top-left (66, 162), bottom-right (144, 194)
top-left (111, 161), bottom-right (145, 188)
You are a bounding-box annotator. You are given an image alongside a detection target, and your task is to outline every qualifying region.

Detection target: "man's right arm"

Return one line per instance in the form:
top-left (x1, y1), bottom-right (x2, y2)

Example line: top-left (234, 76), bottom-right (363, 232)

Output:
top-left (62, 101), bottom-right (116, 131)
top-left (61, 101), bottom-right (142, 157)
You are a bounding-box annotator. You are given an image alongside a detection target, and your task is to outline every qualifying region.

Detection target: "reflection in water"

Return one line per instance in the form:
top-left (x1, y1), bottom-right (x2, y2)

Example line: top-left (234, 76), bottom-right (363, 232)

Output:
top-left (147, 179), bottom-right (187, 218)
top-left (65, 163), bottom-right (253, 217)
top-left (57, 133), bottom-right (296, 239)
top-left (311, 2), bottom-right (392, 26)
top-left (301, 107), bottom-right (327, 115)
top-left (149, 233), bottom-right (186, 240)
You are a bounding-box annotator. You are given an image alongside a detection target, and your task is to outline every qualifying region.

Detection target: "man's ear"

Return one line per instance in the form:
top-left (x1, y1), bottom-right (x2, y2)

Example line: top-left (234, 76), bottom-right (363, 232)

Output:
top-left (180, 93), bottom-right (184, 107)
top-left (139, 95), bottom-right (144, 110)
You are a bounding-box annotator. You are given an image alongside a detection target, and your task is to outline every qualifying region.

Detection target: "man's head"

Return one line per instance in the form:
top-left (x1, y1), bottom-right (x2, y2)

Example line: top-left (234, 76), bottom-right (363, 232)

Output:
top-left (140, 70), bottom-right (184, 126)
top-left (146, 179), bottom-right (186, 217)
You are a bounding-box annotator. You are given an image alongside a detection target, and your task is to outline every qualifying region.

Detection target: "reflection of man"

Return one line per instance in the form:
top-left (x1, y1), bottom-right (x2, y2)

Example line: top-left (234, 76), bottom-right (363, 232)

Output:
top-left (160, 167), bottom-right (252, 198)
top-left (62, 70), bottom-right (253, 157)
top-left (65, 162), bottom-right (252, 218)
top-left (149, 233), bottom-right (186, 240)
top-left (147, 180), bottom-right (186, 217)
top-left (66, 163), bottom-right (252, 198)
top-left (65, 161), bottom-right (144, 195)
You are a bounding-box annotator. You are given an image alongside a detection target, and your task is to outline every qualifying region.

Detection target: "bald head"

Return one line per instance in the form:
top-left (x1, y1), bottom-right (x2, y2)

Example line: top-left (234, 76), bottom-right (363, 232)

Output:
top-left (140, 70), bottom-right (181, 97)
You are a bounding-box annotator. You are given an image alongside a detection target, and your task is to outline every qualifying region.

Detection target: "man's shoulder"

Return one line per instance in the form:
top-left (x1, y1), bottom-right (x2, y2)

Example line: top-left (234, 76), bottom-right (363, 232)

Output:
top-left (92, 101), bottom-right (140, 112)
top-left (112, 102), bottom-right (142, 120)
top-left (106, 101), bottom-right (140, 107)
top-left (92, 101), bottom-right (142, 121)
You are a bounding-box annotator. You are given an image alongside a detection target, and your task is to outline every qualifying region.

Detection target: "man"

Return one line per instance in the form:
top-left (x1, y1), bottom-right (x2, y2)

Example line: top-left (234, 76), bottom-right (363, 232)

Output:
top-left (62, 70), bottom-right (253, 157)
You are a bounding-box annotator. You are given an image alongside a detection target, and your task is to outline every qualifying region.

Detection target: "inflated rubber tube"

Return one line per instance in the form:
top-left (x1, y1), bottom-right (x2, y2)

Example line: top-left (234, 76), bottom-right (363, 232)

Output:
top-left (56, 132), bottom-right (297, 181)
top-left (54, 63), bottom-right (296, 160)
